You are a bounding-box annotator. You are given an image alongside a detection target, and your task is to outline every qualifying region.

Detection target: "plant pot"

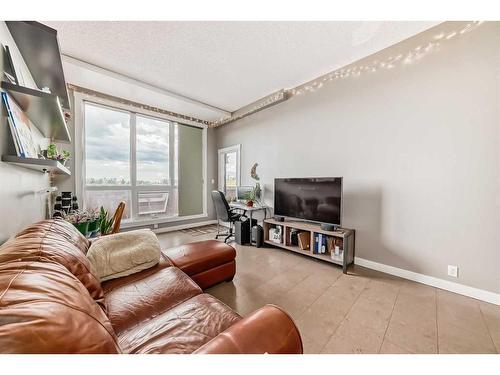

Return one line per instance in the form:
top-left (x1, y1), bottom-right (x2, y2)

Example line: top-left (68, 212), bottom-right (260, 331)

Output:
top-left (246, 200), bottom-right (254, 207)
top-left (73, 221), bottom-right (89, 236)
top-left (87, 219), bottom-right (99, 233)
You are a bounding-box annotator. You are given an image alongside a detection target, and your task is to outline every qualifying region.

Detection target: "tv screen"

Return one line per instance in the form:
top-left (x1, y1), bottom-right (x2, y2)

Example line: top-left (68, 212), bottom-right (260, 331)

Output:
top-left (274, 177), bottom-right (342, 225)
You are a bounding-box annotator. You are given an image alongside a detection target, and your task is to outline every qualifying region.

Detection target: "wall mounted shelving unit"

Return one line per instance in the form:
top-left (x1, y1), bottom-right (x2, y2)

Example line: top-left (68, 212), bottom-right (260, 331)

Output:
top-left (1, 21), bottom-right (71, 175)
top-left (1, 155), bottom-right (70, 175)
top-left (1, 81), bottom-right (70, 142)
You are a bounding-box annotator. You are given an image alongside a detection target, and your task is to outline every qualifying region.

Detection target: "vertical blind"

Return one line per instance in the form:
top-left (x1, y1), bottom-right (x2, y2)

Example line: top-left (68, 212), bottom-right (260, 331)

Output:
top-left (178, 124), bottom-right (203, 216)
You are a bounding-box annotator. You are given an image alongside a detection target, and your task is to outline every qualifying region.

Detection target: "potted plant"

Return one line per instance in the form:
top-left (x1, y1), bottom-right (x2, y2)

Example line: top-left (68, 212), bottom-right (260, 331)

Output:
top-left (44, 144), bottom-right (71, 166)
top-left (245, 189), bottom-right (256, 207)
top-left (64, 211), bottom-right (89, 235)
top-left (86, 208), bottom-right (100, 234)
top-left (98, 206), bottom-right (114, 236)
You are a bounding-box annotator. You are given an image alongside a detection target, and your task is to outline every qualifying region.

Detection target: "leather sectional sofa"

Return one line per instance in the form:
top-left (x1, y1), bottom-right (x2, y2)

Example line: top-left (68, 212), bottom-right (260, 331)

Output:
top-left (0, 220), bottom-right (302, 354)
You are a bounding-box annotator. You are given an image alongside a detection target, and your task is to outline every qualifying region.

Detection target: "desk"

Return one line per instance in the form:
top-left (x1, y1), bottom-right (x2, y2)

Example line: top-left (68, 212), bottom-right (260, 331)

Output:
top-left (229, 202), bottom-right (268, 245)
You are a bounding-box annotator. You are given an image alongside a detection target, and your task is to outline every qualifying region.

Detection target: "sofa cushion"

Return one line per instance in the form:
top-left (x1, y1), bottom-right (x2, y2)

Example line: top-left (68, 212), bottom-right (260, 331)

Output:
top-left (0, 260), bottom-right (120, 353)
top-left (16, 219), bottom-right (91, 254)
top-left (162, 240), bottom-right (236, 276)
top-left (118, 294), bottom-right (241, 354)
top-left (0, 220), bottom-right (105, 307)
top-left (190, 260), bottom-right (236, 290)
top-left (101, 253), bottom-right (173, 294)
top-left (105, 266), bottom-right (202, 334)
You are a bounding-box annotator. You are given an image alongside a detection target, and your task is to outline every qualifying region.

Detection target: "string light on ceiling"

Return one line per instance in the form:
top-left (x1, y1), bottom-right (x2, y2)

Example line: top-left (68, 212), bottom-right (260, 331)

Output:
top-left (288, 21), bottom-right (484, 99)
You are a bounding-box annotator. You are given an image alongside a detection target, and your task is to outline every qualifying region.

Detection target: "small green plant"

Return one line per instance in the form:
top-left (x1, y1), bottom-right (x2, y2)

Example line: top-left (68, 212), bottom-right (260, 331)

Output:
top-left (46, 144), bottom-right (58, 159)
top-left (245, 189), bottom-right (256, 202)
top-left (45, 144), bottom-right (71, 165)
top-left (99, 206), bottom-right (114, 235)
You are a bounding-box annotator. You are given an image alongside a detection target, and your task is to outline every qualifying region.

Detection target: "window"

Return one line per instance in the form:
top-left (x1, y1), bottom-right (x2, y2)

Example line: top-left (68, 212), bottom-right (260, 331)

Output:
top-left (82, 101), bottom-right (188, 222)
top-left (218, 145), bottom-right (240, 202)
top-left (85, 104), bottom-right (131, 186)
top-left (136, 115), bottom-right (170, 185)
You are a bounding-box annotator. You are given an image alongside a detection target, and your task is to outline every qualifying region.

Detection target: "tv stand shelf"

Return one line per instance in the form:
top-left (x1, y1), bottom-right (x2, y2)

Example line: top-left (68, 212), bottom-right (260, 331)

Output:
top-left (263, 218), bottom-right (355, 273)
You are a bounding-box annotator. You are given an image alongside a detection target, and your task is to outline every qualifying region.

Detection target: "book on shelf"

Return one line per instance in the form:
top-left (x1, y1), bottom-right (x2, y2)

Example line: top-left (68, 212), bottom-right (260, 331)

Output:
top-left (3, 44), bottom-right (18, 85)
top-left (7, 117), bottom-right (22, 156)
top-left (1, 92), bottom-right (38, 158)
top-left (327, 237), bottom-right (335, 253)
top-left (297, 232), bottom-right (310, 250)
top-left (313, 233), bottom-right (328, 254)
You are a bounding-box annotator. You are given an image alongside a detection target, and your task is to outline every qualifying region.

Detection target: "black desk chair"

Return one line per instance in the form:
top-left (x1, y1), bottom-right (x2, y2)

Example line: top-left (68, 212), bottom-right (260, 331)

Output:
top-left (211, 190), bottom-right (247, 243)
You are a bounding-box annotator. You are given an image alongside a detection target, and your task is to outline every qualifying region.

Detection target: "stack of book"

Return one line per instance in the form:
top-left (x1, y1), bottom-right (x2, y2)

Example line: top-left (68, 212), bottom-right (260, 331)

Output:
top-left (313, 233), bottom-right (328, 254)
top-left (313, 233), bottom-right (344, 259)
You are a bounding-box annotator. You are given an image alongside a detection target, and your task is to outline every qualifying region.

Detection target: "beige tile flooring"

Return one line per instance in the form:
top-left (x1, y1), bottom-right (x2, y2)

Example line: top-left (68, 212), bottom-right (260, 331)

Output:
top-left (157, 230), bottom-right (500, 354)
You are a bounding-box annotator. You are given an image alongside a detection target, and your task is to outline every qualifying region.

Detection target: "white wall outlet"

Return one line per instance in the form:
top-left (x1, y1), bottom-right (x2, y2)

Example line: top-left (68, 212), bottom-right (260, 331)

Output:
top-left (211, 178), bottom-right (215, 185)
top-left (153, 223), bottom-right (159, 229)
top-left (448, 265), bottom-right (458, 278)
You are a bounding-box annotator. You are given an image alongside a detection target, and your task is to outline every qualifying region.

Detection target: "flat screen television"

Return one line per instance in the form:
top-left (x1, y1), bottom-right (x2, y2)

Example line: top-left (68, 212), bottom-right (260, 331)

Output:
top-left (274, 177), bottom-right (342, 226)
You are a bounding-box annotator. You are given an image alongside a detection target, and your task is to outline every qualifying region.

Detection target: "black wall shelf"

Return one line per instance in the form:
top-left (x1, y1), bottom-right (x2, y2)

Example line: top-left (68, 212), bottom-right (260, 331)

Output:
top-left (1, 81), bottom-right (71, 143)
top-left (1, 155), bottom-right (71, 175)
top-left (5, 21), bottom-right (70, 110)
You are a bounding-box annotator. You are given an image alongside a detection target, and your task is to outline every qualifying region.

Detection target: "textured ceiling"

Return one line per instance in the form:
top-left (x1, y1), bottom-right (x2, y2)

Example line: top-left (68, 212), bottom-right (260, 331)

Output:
top-left (45, 21), bottom-right (439, 112)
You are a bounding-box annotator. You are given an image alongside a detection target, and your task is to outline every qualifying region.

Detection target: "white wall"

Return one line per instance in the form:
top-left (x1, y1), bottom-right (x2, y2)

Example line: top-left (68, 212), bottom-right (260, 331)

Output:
top-left (216, 22), bottom-right (500, 294)
top-left (0, 22), bottom-right (49, 243)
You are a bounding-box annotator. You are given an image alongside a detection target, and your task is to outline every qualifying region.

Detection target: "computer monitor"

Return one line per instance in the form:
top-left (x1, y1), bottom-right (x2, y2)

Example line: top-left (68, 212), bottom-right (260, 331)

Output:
top-left (236, 186), bottom-right (254, 202)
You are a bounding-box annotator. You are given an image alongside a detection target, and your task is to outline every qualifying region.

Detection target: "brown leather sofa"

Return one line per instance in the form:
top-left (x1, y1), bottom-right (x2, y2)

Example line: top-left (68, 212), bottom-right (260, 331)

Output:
top-left (0, 220), bottom-right (302, 354)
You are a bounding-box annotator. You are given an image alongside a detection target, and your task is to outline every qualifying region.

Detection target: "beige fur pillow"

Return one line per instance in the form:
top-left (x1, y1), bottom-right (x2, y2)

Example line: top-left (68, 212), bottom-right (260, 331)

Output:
top-left (87, 229), bottom-right (161, 282)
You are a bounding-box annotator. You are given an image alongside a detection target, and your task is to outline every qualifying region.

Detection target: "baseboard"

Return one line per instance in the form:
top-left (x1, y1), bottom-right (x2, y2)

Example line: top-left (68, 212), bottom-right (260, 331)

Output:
top-left (152, 220), bottom-right (218, 235)
top-left (354, 257), bottom-right (500, 306)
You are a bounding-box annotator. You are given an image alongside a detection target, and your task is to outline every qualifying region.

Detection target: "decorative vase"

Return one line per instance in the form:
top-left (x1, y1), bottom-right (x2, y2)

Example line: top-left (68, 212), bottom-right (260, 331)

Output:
top-left (73, 221), bottom-right (89, 236)
top-left (246, 200), bottom-right (254, 207)
top-left (254, 182), bottom-right (261, 201)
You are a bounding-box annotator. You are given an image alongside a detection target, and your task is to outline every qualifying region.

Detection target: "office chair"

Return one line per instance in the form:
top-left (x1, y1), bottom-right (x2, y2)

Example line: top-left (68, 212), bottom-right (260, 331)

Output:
top-left (211, 190), bottom-right (247, 243)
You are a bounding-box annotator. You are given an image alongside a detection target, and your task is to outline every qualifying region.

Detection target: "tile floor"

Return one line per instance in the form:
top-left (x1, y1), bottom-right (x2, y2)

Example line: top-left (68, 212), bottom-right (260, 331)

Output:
top-left (157, 230), bottom-right (500, 354)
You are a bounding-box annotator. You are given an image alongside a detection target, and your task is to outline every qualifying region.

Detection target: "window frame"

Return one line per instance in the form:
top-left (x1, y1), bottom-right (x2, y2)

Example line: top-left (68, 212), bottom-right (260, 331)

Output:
top-left (74, 92), bottom-right (208, 227)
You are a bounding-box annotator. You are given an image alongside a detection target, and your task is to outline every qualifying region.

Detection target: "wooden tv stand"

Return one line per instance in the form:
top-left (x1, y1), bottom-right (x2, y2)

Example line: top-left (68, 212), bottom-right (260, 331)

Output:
top-left (263, 218), bottom-right (355, 273)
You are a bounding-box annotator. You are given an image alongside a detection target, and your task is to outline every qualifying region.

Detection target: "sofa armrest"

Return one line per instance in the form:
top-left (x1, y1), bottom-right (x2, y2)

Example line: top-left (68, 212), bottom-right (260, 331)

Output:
top-left (194, 305), bottom-right (303, 354)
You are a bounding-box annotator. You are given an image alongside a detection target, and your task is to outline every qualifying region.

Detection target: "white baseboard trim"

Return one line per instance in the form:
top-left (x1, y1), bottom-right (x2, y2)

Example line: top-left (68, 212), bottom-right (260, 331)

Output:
top-left (152, 220), bottom-right (218, 235)
top-left (355, 257), bottom-right (500, 306)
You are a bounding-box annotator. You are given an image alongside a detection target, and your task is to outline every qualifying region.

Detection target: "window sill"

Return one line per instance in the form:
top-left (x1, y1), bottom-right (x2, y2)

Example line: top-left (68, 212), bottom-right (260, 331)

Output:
top-left (121, 213), bottom-right (208, 229)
